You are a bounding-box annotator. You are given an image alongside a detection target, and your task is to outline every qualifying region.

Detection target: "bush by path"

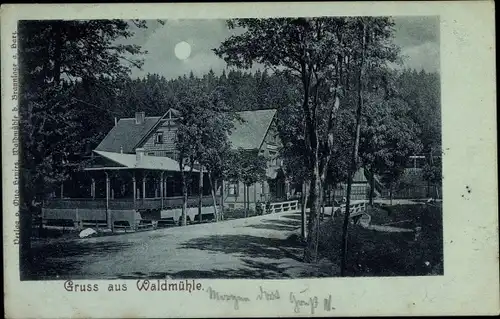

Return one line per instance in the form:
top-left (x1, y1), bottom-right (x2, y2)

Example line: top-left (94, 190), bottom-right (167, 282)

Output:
top-left (223, 208), bottom-right (259, 220)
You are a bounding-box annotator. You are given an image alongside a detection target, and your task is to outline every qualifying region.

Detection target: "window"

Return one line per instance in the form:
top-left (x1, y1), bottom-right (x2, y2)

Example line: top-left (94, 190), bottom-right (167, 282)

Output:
top-left (228, 182), bottom-right (239, 196)
top-left (154, 132), bottom-right (164, 144)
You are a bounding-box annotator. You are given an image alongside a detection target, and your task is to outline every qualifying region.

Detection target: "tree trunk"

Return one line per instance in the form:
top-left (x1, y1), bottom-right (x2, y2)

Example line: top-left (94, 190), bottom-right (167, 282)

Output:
top-left (180, 159), bottom-right (188, 226)
top-left (208, 172), bottom-right (219, 222)
top-left (320, 188), bottom-right (326, 221)
top-left (243, 183), bottom-right (247, 217)
top-left (52, 23), bottom-right (63, 85)
top-left (247, 185), bottom-right (251, 215)
top-left (243, 185), bottom-right (250, 217)
top-left (340, 20), bottom-right (367, 277)
top-left (19, 203), bottom-right (33, 279)
top-left (331, 188), bottom-right (336, 221)
top-left (20, 130), bottom-right (44, 277)
top-left (304, 161), bottom-right (322, 263)
top-left (315, 180), bottom-right (324, 258)
top-left (181, 172), bottom-right (188, 226)
top-left (220, 180), bottom-right (225, 220)
top-left (301, 181), bottom-right (309, 241)
top-left (198, 168), bottom-right (203, 223)
top-left (390, 184), bottom-right (393, 206)
top-left (254, 183), bottom-right (257, 211)
top-left (341, 171), bottom-right (354, 276)
top-left (369, 169), bottom-right (375, 206)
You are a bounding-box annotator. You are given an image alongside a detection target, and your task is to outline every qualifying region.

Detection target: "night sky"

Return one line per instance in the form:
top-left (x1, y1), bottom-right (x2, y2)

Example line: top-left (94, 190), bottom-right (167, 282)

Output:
top-left (124, 16), bottom-right (439, 79)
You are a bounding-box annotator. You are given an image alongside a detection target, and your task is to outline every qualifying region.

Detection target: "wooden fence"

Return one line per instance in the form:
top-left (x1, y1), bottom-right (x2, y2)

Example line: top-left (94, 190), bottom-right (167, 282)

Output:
top-left (381, 185), bottom-right (442, 199)
top-left (329, 200), bottom-right (367, 218)
top-left (261, 200), bottom-right (299, 214)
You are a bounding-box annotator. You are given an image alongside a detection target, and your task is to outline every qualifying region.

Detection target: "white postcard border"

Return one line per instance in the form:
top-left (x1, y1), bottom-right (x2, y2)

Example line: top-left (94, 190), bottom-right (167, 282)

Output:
top-left (2, 2), bottom-right (498, 318)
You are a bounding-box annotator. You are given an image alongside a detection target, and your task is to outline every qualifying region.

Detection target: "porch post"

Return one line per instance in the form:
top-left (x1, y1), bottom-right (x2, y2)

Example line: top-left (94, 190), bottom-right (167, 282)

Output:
top-left (132, 172), bottom-right (136, 208)
top-left (142, 172), bottom-right (147, 199)
top-left (164, 176), bottom-right (167, 198)
top-left (105, 172), bottom-right (111, 229)
top-left (60, 182), bottom-right (64, 199)
top-left (91, 178), bottom-right (95, 199)
top-left (155, 177), bottom-right (159, 198)
top-left (160, 172), bottom-right (165, 209)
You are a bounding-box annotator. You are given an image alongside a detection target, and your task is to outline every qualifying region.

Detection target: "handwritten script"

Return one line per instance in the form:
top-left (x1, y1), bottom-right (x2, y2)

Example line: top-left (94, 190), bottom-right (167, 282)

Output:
top-left (60, 280), bottom-right (335, 314)
top-left (206, 285), bottom-right (335, 314)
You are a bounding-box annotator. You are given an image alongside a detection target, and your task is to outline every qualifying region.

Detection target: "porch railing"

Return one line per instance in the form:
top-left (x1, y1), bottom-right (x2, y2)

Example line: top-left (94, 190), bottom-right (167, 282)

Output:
top-left (44, 195), bottom-right (221, 210)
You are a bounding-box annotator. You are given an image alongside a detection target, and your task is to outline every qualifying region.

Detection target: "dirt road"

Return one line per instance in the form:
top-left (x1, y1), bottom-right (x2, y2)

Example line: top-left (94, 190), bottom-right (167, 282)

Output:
top-left (30, 211), bottom-right (337, 280)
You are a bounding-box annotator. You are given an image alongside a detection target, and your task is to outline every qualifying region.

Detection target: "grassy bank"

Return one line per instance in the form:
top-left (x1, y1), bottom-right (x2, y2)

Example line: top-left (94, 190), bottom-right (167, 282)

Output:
top-left (317, 203), bottom-right (443, 276)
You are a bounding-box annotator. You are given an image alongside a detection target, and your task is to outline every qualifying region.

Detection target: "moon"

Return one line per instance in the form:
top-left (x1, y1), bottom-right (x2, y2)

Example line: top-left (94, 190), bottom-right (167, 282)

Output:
top-left (174, 41), bottom-right (191, 60)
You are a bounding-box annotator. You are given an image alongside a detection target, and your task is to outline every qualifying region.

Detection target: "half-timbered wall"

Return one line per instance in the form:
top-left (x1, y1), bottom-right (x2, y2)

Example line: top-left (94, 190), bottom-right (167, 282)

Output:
top-left (260, 120), bottom-right (282, 167)
top-left (141, 119), bottom-right (179, 158)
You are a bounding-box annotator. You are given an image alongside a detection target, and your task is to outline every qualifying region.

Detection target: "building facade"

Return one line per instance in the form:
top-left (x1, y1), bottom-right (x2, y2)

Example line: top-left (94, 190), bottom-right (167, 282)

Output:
top-left (95, 108), bottom-right (288, 209)
top-left (43, 108), bottom-right (371, 229)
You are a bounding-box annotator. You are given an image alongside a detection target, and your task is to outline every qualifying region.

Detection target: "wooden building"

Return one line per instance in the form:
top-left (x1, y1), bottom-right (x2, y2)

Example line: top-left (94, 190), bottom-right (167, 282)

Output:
top-left (42, 108), bottom-right (290, 228)
top-left (43, 108), bottom-right (371, 229)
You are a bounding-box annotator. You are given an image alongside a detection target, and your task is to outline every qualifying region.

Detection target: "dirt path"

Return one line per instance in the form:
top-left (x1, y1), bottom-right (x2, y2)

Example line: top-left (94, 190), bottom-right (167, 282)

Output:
top-left (30, 211), bottom-right (337, 280)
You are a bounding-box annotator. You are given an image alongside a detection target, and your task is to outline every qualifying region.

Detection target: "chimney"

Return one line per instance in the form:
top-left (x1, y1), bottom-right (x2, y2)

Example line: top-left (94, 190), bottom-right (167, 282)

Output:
top-left (135, 111), bottom-right (145, 125)
top-left (135, 148), bottom-right (145, 163)
top-left (114, 117), bottom-right (118, 126)
top-left (120, 146), bottom-right (123, 154)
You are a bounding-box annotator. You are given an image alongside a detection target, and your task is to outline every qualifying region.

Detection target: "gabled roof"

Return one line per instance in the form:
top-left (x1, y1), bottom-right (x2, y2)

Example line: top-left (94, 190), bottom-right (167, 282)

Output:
top-left (229, 109), bottom-right (277, 150)
top-left (92, 150), bottom-right (136, 168)
top-left (95, 108), bottom-right (278, 154)
top-left (95, 116), bottom-right (161, 153)
top-left (133, 108), bottom-right (180, 149)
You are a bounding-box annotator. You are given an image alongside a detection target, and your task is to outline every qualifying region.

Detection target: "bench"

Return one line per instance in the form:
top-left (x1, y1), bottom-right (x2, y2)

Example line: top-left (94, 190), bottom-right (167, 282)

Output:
top-left (193, 213), bottom-right (216, 223)
top-left (157, 218), bottom-right (176, 228)
top-left (113, 220), bottom-right (133, 232)
top-left (81, 220), bottom-right (108, 229)
top-left (136, 219), bottom-right (154, 230)
top-left (43, 219), bottom-right (76, 231)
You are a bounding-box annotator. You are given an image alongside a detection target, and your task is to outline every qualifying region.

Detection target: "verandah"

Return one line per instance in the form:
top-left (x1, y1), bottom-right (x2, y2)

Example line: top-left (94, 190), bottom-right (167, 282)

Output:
top-left (54, 168), bottom-right (213, 210)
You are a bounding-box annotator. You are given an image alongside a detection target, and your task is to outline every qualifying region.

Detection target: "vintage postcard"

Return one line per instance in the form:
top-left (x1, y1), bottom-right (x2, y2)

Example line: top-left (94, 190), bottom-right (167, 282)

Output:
top-left (2, 2), bottom-right (498, 318)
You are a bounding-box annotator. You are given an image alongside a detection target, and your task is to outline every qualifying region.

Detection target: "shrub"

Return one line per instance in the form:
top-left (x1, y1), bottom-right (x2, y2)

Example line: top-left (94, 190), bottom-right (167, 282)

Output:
top-left (223, 208), bottom-right (257, 220)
